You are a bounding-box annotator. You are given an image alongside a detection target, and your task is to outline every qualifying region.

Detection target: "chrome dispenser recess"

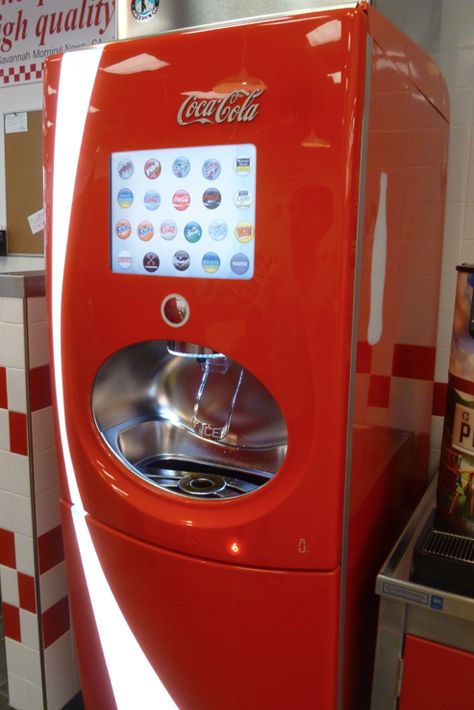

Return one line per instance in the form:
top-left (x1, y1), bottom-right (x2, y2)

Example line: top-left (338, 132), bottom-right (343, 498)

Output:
top-left (92, 340), bottom-right (288, 499)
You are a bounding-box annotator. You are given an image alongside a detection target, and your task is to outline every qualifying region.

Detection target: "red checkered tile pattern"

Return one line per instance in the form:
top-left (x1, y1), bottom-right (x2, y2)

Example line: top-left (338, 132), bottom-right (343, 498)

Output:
top-left (356, 340), bottom-right (437, 410)
top-left (0, 296), bottom-right (78, 709)
top-left (0, 63), bottom-right (43, 86)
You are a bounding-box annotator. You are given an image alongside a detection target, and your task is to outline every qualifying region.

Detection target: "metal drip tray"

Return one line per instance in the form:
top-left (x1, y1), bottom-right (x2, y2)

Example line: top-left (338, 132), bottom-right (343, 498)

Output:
top-left (412, 512), bottom-right (474, 597)
top-left (102, 418), bottom-right (283, 499)
top-left (422, 528), bottom-right (474, 564)
top-left (138, 457), bottom-right (271, 498)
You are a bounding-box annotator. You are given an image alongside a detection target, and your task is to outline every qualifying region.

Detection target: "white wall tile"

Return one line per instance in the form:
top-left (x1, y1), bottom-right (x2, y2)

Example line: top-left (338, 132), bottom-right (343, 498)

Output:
top-left (27, 297), bottom-right (47, 324)
top-left (14, 533), bottom-right (36, 577)
top-left (44, 631), bottom-right (73, 686)
top-left (31, 407), bottom-right (55, 454)
top-left (0, 408), bottom-right (9, 451)
top-left (430, 414), bottom-right (445, 451)
top-left (5, 639), bottom-right (41, 687)
top-left (5, 639), bottom-right (23, 679)
top-left (428, 447), bottom-right (441, 476)
top-left (441, 238), bottom-right (461, 274)
top-left (40, 562), bottom-right (68, 612)
top-left (3, 298), bottom-right (24, 325)
top-left (435, 345), bottom-right (451, 382)
top-left (463, 202), bottom-right (474, 239)
top-left (449, 87), bottom-right (474, 125)
top-left (13, 493), bottom-right (33, 537)
top-left (436, 308), bottom-right (454, 349)
top-left (0, 490), bottom-right (14, 531)
top-left (33, 447), bottom-right (59, 495)
top-left (446, 162), bottom-right (469, 202)
top-left (438, 47), bottom-right (474, 87)
top-left (28, 320), bottom-right (49, 369)
top-left (0, 564), bottom-right (19, 606)
top-left (6, 367), bottom-right (27, 413)
top-left (449, 124), bottom-right (472, 163)
top-left (4, 323), bottom-right (25, 369)
top-left (22, 647), bottom-right (42, 687)
top-left (459, 239), bottom-right (474, 262)
top-left (7, 675), bottom-right (44, 710)
top-left (35, 486), bottom-right (61, 537)
top-left (7, 672), bottom-right (27, 710)
top-left (0, 323), bottom-right (5, 367)
top-left (465, 164), bottom-right (474, 202)
top-left (0, 450), bottom-right (10, 491)
top-left (438, 274), bottom-right (457, 313)
top-left (9, 453), bottom-right (30, 498)
top-left (46, 667), bottom-right (75, 710)
top-left (445, 201), bottom-right (465, 240)
top-left (19, 610), bottom-right (40, 651)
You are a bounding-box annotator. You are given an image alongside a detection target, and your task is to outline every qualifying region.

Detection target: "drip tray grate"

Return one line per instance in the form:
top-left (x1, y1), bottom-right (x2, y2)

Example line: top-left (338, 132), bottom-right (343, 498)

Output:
top-left (422, 528), bottom-right (474, 565)
top-left (411, 512), bottom-right (474, 598)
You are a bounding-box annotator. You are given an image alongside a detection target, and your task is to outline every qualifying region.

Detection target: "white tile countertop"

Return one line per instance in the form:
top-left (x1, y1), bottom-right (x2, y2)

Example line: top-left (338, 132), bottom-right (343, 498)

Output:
top-left (0, 256), bottom-right (44, 273)
top-left (0, 257), bottom-right (45, 298)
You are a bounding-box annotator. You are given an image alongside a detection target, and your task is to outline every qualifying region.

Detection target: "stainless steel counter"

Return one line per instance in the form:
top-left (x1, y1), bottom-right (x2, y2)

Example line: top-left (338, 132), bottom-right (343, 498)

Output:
top-left (371, 477), bottom-right (474, 709)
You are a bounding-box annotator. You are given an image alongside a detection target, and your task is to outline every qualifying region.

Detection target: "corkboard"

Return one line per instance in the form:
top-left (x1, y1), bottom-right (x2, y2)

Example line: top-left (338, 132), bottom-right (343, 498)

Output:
top-left (5, 110), bottom-right (44, 254)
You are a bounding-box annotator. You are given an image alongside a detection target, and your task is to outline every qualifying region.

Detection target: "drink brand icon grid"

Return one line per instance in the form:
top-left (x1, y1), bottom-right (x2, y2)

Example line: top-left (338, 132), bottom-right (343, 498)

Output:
top-left (110, 144), bottom-right (257, 280)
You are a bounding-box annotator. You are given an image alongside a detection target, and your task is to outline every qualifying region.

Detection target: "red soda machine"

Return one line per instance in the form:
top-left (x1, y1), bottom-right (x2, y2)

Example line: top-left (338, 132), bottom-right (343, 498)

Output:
top-left (43, 1), bottom-right (448, 708)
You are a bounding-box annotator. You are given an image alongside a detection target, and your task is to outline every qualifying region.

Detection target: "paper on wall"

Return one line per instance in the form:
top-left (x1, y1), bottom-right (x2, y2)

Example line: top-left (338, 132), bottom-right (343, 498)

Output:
top-left (28, 209), bottom-right (44, 235)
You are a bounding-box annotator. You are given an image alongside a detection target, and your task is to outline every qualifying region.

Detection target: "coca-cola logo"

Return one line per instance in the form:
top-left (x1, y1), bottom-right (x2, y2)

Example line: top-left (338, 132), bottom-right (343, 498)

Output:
top-left (177, 89), bottom-right (264, 126)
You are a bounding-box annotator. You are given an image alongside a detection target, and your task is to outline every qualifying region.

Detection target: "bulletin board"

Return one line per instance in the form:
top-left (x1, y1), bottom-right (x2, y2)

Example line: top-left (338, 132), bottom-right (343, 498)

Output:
top-left (4, 110), bottom-right (44, 255)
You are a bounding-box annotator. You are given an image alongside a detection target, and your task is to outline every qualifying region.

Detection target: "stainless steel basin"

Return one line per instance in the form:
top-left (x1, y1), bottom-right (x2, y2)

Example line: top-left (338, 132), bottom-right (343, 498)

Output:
top-left (92, 340), bottom-right (288, 499)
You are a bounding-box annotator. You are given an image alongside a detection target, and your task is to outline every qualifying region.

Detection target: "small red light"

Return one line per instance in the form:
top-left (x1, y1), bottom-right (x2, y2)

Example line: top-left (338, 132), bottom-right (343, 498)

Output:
top-left (228, 541), bottom-right (241, 556)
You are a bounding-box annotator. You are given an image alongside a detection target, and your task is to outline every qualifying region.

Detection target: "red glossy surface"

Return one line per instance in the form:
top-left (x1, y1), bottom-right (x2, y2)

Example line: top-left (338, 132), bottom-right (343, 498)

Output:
top-left (399, 635), bottom-right (474, 710)
top-left (63, 502), bottom-right (340, 710)
top-left (45, 8), bottom-right (368, 572)
top-left (43, 5), bottom-right (449, 709)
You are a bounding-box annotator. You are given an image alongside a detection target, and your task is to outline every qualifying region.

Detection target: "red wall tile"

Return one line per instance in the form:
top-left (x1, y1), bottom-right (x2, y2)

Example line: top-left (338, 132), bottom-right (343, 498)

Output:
top-left (38, 525), bottom-right (64, 574)
top-left (18, 573), bottom-right (36, 613)
top-left (29, 365), bottom-right (52, 412)
top-left (0, 528), bottom-right (16, 568)
top-left (3, 602), bottom-right (21, 642)
top-left (42, 597), bottom-right (70, 648)
top-left (368, 374), bottom-right (391, 408)
top-left (0, 367), bottom-right (7, 409)
top-left (432, 382), bottom-right (448, 417)
top-left (9, 411), bottom-right (27, 455)
top-left (392, 344), bottom-right (436, 381)
top-left (357, 341), bottom-right (372, 374)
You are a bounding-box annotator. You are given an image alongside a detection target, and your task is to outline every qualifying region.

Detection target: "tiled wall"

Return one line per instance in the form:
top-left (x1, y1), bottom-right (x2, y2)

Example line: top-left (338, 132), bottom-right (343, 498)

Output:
top-left (0, 293), bottom-right (78, 710)
top-left (428, 0), bottom-right (474, 468)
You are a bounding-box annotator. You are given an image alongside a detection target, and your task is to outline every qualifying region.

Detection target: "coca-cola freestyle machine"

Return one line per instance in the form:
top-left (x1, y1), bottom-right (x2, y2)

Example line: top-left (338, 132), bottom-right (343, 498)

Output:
top-left (44, 2), bottom-right (448, 708)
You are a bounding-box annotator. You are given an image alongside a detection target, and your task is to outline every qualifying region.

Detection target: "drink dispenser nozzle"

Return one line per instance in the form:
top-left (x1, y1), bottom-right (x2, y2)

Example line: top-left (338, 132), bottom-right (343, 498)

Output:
top-left (167, 341), bottom-right (244, 441)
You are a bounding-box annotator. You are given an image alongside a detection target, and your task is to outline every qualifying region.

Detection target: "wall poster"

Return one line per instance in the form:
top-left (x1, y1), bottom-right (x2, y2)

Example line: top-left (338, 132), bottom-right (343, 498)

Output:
top-left (0, 0), bottom-right (115, 86)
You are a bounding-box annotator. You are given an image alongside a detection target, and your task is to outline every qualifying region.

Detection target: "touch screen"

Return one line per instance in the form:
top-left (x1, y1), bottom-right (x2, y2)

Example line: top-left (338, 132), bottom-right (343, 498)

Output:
top-left (110, 144), bottom-right (256, 279)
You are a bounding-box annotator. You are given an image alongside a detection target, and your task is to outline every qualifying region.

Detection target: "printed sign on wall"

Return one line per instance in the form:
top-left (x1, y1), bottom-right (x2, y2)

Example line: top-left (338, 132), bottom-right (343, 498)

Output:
top-left (0, 0), bottom-right (115, 86)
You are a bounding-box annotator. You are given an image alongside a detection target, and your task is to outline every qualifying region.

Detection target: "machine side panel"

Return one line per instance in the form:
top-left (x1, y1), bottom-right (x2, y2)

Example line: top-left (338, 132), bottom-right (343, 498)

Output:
top-left (68, 507), bottom-right (341, 710)
top-left (342, 22), bottom-right (448, 710)
top-left (46, 9), bottom-right (368, 571)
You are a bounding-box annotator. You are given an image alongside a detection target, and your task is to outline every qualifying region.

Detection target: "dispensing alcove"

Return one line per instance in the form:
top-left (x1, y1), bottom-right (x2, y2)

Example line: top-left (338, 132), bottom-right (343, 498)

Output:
top-left (92, 340), bottom-right (288, 499)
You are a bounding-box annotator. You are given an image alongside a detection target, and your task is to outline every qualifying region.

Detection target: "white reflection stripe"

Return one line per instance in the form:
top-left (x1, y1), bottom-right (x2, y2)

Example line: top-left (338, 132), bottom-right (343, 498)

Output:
top-left (51, 48), bottom-right (177, 710)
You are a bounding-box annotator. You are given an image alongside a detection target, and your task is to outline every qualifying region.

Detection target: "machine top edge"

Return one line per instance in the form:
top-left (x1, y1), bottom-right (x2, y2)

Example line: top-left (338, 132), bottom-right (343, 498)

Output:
top-left (116, 1), bottom-right (361, 41)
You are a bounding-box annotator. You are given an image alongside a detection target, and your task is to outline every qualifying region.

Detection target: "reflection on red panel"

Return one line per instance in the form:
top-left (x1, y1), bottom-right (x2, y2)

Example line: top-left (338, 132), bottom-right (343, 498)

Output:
top-left (344, 10), bottom-right (448, 707)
